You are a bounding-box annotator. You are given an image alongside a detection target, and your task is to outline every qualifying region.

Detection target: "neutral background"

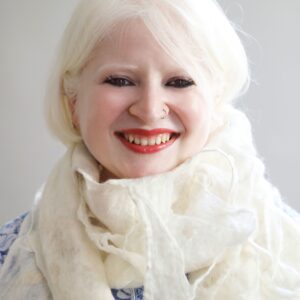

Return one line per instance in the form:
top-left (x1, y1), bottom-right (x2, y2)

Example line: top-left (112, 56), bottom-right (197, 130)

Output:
top-left (0, 0), bottom-right (299, 224)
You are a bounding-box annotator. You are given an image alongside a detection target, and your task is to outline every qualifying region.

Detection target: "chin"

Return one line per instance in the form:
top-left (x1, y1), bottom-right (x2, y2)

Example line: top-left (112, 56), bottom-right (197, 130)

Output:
top-left (122, 164), bottom-right (176, 179)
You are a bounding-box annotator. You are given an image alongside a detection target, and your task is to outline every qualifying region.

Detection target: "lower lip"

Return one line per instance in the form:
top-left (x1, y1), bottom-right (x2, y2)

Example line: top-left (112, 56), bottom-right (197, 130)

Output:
top-left (117, 135), bottom-right (178, 154)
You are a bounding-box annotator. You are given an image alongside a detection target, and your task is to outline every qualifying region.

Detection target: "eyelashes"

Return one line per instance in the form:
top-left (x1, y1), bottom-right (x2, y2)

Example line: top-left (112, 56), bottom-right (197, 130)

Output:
top-left (103, 76), bottom-right (134, 87)
top-left (166, 78), bottom-right (195, 88)
top-left (103, 75), bottom-right (195, 89)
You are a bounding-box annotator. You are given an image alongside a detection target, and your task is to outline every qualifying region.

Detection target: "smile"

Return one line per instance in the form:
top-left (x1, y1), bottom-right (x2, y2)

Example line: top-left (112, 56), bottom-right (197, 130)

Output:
top-left (115, 128), bottom-right (180, 154)
top-left (124, 133), bottom-right (171, 145)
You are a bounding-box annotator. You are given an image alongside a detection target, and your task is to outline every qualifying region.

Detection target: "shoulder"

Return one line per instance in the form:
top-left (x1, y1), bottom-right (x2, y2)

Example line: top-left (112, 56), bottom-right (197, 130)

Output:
top-left (0, 212), bottom-right (28, 268)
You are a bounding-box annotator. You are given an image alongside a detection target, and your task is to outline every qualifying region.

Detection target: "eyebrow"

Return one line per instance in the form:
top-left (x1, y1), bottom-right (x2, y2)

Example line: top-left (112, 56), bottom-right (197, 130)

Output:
top-left (93, 63), bottom-right (193, 80)
top-left (95, 63), bottom-right (139, 75)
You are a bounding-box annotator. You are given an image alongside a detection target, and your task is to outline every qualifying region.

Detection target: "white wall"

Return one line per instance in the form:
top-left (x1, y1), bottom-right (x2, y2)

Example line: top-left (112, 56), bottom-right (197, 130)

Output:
top-left (0, 0), bottom-right (78, 223)
top-left (0, 0), bottom-right (299, 224)
top-left (219, 0), bottom-right (300, 211)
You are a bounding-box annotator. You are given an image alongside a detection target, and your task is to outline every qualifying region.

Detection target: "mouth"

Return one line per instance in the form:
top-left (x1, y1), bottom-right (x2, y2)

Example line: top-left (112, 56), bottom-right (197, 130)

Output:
top-left (115, 129), bottom-right (180, 154)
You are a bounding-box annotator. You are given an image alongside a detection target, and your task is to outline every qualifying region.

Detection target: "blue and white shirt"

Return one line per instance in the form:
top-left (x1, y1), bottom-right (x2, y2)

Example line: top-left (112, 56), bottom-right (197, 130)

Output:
top-left (0, 214), bottom-right (144, 300)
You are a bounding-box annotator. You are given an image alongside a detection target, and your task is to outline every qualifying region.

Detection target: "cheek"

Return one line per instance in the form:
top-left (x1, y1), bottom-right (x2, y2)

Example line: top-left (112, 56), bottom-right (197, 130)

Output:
top-left (177, 93), bottom-right (212, 134)
top-left (76, 88), bottom-right (132, 137)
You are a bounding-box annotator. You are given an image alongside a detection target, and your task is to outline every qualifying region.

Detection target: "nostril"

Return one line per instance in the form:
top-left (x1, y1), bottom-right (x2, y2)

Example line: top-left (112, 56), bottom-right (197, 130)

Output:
top-left (128, 103), bottom-right (170, 122)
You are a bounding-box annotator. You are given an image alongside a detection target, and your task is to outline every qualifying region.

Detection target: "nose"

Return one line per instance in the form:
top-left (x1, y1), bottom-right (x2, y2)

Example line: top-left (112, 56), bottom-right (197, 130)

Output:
top-left (128, 84), bottom-right (169, 123)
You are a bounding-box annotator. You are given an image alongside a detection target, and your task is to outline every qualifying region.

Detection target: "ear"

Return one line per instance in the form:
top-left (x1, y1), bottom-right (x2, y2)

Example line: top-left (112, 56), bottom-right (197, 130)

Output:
top-left (68, 97), bottom-right (79, 130)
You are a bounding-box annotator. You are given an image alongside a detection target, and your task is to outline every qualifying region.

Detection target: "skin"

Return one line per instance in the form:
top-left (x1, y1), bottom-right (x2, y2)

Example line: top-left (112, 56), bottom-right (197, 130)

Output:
top-left (70, 20), bottom-right (213, 180)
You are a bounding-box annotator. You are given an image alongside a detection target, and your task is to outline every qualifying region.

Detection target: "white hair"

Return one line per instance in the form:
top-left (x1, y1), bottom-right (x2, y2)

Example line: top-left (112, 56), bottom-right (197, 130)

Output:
top-left (45, 0), bottom-right (249, 146)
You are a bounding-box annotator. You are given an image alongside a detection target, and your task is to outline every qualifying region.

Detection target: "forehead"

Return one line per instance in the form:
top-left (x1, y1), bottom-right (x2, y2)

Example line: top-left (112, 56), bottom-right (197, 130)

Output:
top-left (87, 19), bottom-right (182, 70)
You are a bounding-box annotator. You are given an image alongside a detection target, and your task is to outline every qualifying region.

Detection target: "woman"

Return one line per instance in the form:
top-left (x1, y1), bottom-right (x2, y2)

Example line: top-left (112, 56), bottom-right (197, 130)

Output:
top-left (0, 0), bottom-right (300, 299)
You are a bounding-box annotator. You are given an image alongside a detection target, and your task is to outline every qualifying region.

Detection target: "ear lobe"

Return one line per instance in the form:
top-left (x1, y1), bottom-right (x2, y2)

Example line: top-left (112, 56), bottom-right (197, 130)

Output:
top-left (68, 97), bottom-right (79, 130)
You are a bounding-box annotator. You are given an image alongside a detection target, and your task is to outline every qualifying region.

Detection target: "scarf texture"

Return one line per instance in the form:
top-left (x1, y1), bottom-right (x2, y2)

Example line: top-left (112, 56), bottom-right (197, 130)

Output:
top-left (1, 108), bottom-right (300, 299)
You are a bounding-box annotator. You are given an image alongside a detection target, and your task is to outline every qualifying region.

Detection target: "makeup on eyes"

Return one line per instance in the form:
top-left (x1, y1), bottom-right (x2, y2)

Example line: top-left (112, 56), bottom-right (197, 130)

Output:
top-left (102, 74), bottom-right (195, 88)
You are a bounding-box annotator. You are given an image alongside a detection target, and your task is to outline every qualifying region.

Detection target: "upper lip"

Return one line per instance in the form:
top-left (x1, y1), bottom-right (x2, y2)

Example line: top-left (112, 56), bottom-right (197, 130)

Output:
top-left (117, 128), bottom-right (179, 137)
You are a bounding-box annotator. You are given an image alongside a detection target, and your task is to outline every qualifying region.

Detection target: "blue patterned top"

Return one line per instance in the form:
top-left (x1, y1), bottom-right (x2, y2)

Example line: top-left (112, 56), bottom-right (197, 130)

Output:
top-left (0, 214), bottom-right (144, 300)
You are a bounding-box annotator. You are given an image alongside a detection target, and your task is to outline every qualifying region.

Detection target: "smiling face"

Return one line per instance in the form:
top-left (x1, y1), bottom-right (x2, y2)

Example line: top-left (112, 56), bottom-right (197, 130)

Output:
top-left (71, 20), bottom-right (213, 180)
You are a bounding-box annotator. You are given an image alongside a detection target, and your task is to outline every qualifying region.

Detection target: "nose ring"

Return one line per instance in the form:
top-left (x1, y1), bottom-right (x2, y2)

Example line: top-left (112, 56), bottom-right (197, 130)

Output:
top-left (161, 107), bottom-right (169, 119)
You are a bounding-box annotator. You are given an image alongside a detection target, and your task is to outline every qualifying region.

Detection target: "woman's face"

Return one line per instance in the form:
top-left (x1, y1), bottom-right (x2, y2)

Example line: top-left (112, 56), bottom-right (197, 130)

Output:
top-left (71, 21), bottom-right (213, 180)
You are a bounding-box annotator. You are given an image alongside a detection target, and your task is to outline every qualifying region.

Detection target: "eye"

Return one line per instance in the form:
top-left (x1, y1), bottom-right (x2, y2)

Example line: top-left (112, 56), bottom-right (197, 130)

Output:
top-left (103, 76), bottom-right (134, 87)
top-left (166, 78), bottom-right (195, 88)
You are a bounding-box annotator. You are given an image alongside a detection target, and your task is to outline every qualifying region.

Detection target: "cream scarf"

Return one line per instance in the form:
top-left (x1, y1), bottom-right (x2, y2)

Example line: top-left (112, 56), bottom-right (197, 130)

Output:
top-left (1, 109), bottom-right (300, 299)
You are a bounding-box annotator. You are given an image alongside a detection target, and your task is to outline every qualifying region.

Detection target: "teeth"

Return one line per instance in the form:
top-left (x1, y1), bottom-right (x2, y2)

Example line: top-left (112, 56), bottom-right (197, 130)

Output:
top-left (123, 133), bottom-right (172, 145)
top-left (141, 138), bottom-right (148, 146)
top-left (134, 137), bottom-right (140, 144)
top-left (155, 136), bottom-right (162, 145)
top-left (129, 134), bottom-right (134, 143)
top-left (162, 134), bottom-right (168, 143)
top-left (149, 137), bottom-right (156, 146)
